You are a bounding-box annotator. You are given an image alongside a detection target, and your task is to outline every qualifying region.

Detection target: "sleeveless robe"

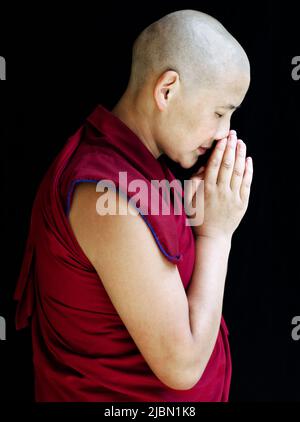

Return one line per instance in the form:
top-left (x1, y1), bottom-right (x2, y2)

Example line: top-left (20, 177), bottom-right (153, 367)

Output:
top-left (14, 104), bottom-right (231, 401)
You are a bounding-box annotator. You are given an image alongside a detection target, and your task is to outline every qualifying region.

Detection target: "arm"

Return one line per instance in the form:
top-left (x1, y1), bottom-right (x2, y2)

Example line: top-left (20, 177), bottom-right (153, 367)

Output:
top-left (69, 131), bottom-right (253, 390)
top-left (184, 130), bottom-right (253, 381)
top-left (69, 183), bottom-right (197, 390)
top-left (185, 235), bottom-right (231, 379)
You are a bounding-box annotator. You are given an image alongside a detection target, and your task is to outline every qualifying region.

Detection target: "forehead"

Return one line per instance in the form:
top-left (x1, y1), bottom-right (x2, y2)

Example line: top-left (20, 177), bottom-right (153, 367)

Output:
top-left (187, 70), bottom-right (250, 111)
top-left (223, 66), bottom-right (250, 91)
top-left (213, 70), bottom-right (250, 103)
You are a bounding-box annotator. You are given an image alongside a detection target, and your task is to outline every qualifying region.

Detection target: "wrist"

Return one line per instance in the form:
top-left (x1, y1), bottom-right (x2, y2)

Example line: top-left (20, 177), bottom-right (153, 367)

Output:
top-left (194, 231), bottom-right (232, 245)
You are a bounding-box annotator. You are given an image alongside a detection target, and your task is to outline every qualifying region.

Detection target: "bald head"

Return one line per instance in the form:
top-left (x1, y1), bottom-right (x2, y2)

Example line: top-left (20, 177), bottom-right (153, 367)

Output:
top-left (127, 9), bottom-right (250, 95)
top-left (112, 9), bottom-right (250, 168)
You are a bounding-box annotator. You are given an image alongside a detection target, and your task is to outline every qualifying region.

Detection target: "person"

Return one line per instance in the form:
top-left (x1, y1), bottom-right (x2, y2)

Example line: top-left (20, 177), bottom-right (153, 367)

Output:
top-left (14, 9), bottom-right (252, 401)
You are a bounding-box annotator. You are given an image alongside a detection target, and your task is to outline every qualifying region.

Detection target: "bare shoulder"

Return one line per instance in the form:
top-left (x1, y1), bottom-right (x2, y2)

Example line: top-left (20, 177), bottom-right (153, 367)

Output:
top-left (68, 182), bottom-right (195, 390)
top-left (68, 182), bottom-right (173, 268)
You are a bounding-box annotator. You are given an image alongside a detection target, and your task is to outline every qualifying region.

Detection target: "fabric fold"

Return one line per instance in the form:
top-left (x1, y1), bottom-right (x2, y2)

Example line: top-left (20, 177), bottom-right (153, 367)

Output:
top-left (14, 104), bottom-right (231, 402)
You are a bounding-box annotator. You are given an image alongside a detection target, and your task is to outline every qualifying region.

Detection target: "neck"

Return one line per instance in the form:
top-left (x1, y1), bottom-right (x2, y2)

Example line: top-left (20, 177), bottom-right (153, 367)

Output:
top-left (111, 92), bottom-right (162, 159)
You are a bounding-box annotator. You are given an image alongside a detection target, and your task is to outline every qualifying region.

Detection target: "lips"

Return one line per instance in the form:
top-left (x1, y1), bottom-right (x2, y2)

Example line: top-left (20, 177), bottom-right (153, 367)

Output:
top-left (197, 147), bottom-right (209, 155)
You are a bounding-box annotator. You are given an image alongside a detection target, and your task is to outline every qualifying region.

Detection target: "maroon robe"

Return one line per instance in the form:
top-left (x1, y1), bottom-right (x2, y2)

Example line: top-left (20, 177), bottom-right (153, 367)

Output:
top-left (14, 104), bottom-right (232, 401)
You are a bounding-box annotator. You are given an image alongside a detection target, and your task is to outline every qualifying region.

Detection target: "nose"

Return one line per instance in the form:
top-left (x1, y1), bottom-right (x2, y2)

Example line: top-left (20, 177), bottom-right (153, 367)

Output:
top-left (214, 121), bottom-right (231, 141)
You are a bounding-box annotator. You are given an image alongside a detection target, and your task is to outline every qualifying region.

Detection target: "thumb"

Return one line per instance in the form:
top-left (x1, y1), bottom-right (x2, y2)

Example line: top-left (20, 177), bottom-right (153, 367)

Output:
top-left (193, 165), bottom-right (206, 179)
top-left (185, 175), bottom-right (203, 205)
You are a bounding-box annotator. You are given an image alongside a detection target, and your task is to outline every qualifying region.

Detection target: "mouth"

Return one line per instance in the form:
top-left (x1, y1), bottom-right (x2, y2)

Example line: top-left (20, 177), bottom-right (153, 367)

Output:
top-left (197, 146), bottom-right (210, 155)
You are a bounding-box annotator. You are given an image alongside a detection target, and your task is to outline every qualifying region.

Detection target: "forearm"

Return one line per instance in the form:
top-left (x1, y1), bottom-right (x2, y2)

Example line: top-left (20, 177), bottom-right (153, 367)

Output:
top-left (185, 234), bottom-right (232, 378)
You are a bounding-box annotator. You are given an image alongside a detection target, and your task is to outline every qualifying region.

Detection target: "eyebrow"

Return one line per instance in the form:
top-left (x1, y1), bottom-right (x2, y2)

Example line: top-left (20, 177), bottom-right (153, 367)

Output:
top-left (218, 104), bottom-right (241, 110)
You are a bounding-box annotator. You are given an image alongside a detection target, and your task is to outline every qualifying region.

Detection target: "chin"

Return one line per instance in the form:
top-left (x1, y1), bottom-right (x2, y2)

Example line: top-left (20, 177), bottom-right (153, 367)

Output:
top-left (180, 162), bottom-right (192, 169)
top-left (179, 156), bottom-right (198, 169)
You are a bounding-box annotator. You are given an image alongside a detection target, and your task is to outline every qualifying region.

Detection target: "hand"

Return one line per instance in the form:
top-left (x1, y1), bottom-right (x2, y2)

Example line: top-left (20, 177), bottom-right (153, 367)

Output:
top-left (190, 130), bottom-right (253, 239)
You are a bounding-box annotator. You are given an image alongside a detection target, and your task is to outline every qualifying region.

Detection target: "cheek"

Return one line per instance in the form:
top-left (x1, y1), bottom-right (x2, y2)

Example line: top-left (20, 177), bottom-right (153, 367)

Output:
top-left (199, 120), bottom-right (217, 139)
top-left (158, 125), bottom-right (184, 155)
top-left (191, 125), bottom-right (213, 146)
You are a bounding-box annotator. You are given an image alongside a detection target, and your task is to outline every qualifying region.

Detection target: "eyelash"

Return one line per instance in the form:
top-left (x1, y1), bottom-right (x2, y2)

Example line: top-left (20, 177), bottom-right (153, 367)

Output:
top-left (216, 113), bottom-right (223, 118)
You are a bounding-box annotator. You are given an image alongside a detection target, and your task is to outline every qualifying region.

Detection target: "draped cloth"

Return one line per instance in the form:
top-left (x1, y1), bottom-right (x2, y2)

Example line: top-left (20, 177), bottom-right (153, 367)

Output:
top-left (14, 104), bottom-right (232, 401)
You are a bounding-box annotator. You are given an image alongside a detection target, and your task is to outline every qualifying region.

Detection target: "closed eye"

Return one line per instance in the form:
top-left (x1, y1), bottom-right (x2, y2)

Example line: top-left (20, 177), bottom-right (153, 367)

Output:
top-left (215, 113), bottom-right (223, 118)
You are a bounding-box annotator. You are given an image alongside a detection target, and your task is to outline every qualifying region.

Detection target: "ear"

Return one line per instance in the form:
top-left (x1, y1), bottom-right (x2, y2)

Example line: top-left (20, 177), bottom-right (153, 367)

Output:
top-left (153, 70), bottom-right (180, 111)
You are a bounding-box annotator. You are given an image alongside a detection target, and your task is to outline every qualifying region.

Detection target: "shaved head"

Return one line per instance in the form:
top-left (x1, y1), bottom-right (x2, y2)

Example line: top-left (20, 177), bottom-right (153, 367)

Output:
top-left (128, 9), bottom-right (250, 95)
top-left (112, 9), bottom-right (250, 169)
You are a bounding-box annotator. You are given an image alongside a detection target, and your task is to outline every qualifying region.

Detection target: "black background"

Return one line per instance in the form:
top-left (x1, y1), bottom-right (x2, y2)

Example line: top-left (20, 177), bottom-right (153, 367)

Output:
top-left (1, 0), bottom-right (299, 402)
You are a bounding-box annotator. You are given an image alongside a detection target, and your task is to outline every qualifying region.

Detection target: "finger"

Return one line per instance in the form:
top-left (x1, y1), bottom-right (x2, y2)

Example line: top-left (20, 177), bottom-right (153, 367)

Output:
top-left (193, 166), bottom-right (205, 177)
top-left (198, 165), bottom-right (205, 174)
top-left (198, 170), bottom-right (205, 180)
top-left (240, 157), bottom-right (253, 203)
top-left (185, 176), bottom-right (202, 207)
top-left (230, 139), bottom-right (246, 192)
top-left (217, 131), bottom-right (237, 187)
top-left (205, 137), bottom-right (228, 186)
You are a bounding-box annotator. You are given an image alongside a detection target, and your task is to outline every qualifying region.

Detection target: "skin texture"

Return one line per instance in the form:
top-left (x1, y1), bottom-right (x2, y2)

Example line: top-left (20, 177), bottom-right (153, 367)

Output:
top-left (69, 9), bottom-right (253, 390)
top-left (112, 9), bottom-right (250, 169)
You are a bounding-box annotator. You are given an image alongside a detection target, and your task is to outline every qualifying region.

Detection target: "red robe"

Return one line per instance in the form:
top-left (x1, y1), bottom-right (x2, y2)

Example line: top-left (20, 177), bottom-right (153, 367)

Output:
top-left (14, 104), bottom-right (232, 401)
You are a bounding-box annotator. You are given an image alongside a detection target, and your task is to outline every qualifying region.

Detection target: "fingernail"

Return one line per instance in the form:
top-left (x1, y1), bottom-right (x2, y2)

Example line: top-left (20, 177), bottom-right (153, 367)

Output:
top-left (230, 130), bottom-right (237, 136)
